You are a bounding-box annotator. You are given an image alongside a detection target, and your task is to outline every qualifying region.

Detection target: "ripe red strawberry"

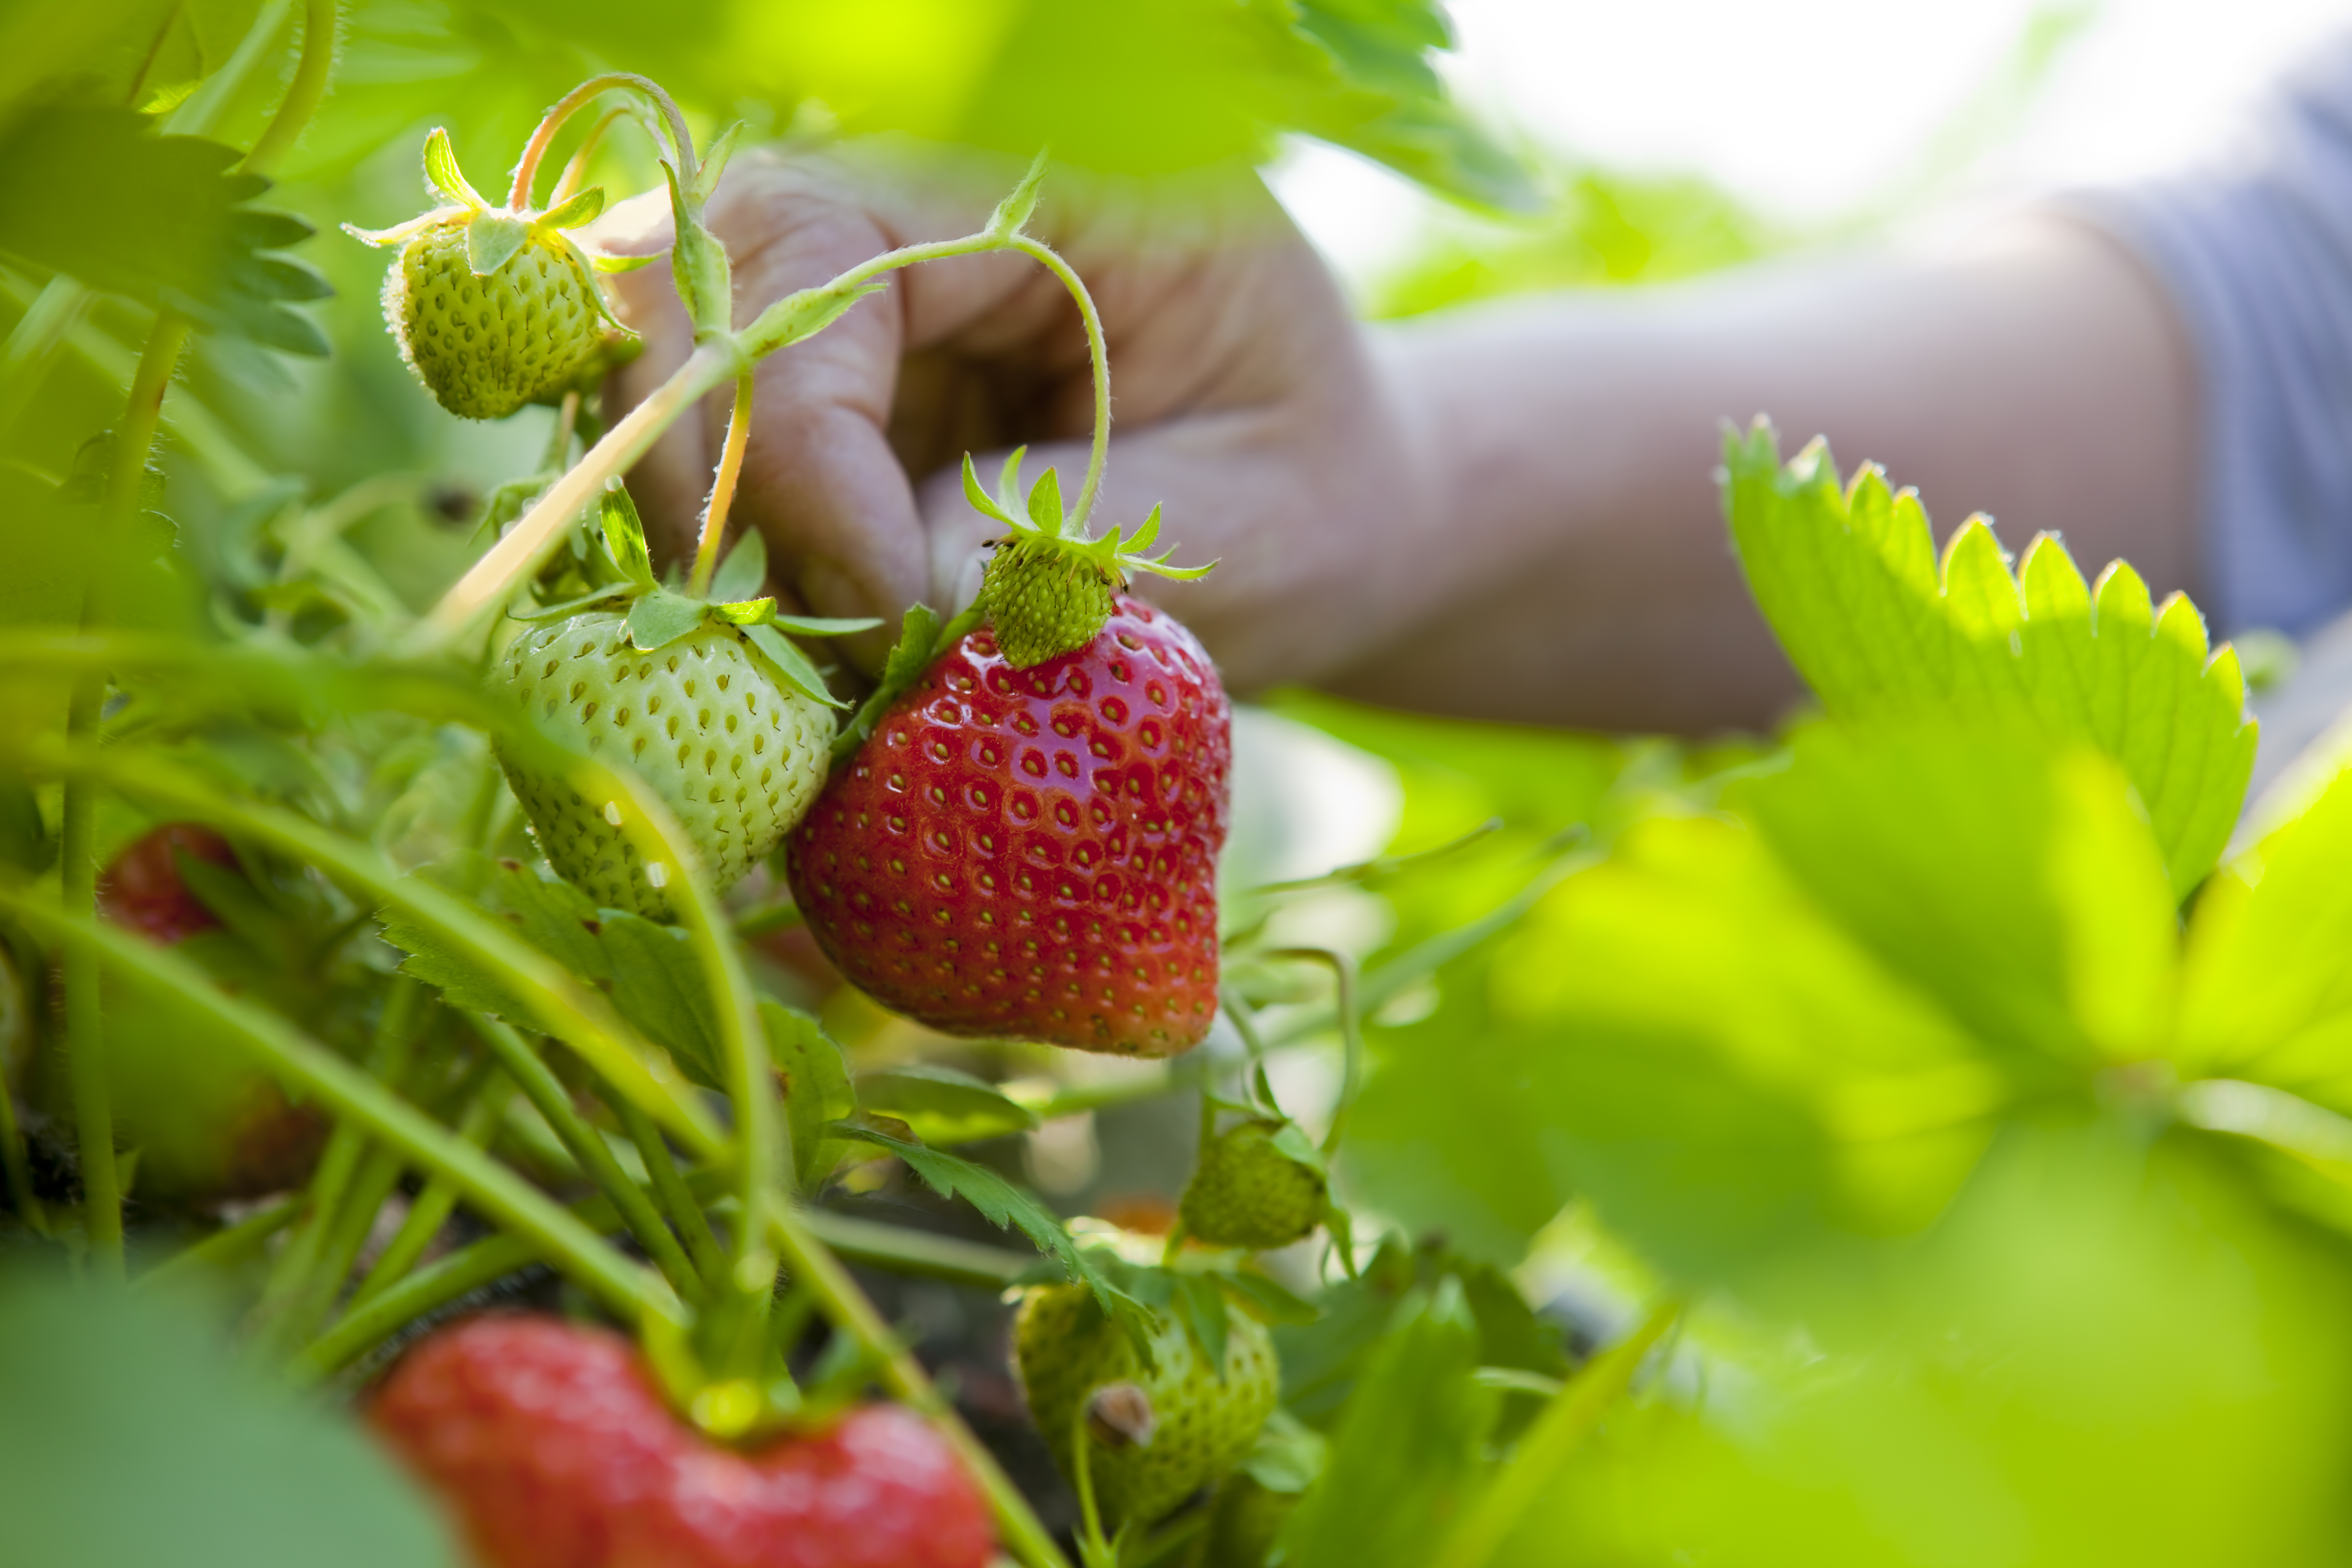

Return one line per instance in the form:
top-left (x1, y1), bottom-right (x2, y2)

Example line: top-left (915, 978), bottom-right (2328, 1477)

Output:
top-left (98, 823), bottom-right (239, 945)
top-left (787, 596), bottom-right (1230, 1056)
top-left (370, 1315), bottom-right (994, 1568)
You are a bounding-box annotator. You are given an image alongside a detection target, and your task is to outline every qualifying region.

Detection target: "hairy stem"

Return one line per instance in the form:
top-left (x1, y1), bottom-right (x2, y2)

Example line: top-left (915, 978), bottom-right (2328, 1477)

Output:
top-left (59, 313), bottom-right (192, 1275)
top-left (2, 891), bottom-right (681, 1326)
top-left (1264, 949), bottom-right (1362, 1155)
top-left (1006, 235), bottom-right (1111, 531)
top-left (687, 371), bottom-right (755, 597)
top-left (241, 0), bottom-right (340, 178)
top-left (508, 72), bottom-right (695, 212)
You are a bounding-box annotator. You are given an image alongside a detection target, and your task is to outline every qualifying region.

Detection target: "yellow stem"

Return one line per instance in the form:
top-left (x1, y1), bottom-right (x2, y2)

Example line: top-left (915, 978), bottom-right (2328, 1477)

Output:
top-left (688, 371), bottom-right (755, 597)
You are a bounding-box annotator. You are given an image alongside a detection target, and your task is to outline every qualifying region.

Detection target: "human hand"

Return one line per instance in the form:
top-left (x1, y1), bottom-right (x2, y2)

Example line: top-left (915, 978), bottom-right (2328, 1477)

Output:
top-left (598, 140), bottom-right (1429, 689)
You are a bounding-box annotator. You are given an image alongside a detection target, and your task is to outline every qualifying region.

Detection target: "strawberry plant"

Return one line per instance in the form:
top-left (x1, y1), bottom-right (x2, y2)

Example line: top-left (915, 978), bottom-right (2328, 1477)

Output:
top-left (13, 7), bottom-right (2352, 1568)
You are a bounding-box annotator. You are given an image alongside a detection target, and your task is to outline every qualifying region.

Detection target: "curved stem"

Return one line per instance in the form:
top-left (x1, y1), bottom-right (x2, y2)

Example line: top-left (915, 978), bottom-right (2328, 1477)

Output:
top-left (549, 108), bottom-right (634, 206)
top-left (2, 890), bottom-right (681, 1326)
top-left (578, 756), bottom-right (777, 1264)
top-left (687, 370), bottom-right (755, 597)
top-left (135, 1198), bottom-right (299, 1294)
top-left (617, 1095), bottom-right (729, 1285)
top-left (1007, 235), bottom-right (1111, 531)
top-left (241, 0), bottom-right (340, 178)
top-left (32, 743), bottom-right (725, 1156)
top-left (344, 1069), bottom-right (508, 1311)
top-left (508, 72), bottom-right (695, 212)
top-left (1265, 948), bottom-right (1362, 1157)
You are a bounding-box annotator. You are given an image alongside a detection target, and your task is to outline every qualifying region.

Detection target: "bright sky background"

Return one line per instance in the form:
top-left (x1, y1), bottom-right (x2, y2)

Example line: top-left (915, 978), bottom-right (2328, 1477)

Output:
top-left (1270, 0), bottom-right (2352, 291)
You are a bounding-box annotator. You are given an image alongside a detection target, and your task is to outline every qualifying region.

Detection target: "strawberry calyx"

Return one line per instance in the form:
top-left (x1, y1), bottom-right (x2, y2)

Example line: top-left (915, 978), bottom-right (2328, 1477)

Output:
top-left (962, 447), bottom-right (1215, 668)
top-left (340, 129), bottom-right (647, 323)
top-left (511, 478), bottom-right (878, 709)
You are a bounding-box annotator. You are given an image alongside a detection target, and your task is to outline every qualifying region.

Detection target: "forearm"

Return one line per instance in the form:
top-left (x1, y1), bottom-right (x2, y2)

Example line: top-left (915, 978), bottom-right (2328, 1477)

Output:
top-left (1312, 218), bottom-right (2197, 732)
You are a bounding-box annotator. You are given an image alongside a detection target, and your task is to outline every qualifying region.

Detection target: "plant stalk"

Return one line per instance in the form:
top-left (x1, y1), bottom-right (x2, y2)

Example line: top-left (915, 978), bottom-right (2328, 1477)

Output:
top-left (1005, 234), bottom-right (1111, 530)
top-left (2, 890), bottom-right (681, 1326)
top-left (345, 1070), bottom-right (509, 1310)
top-left (241, 0), bottom-right (340, 178)
top-left (508, 72), bottom-right (696, 212)
top-left (686, 370), bottom-right (755, 597)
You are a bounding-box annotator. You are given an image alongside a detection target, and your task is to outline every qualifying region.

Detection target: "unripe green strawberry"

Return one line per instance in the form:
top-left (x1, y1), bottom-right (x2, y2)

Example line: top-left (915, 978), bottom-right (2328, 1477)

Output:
top-left (1179, 1119), bottom-right (1327, 1251)
top-left (1012, 1280), bottom-right (1278, 1528)
top-left (387, 220), bottom-right (605, 420)
top-left (494, 610), bottom-right (833, 918)
top-left (977, 540), bottom-right (1116, 667)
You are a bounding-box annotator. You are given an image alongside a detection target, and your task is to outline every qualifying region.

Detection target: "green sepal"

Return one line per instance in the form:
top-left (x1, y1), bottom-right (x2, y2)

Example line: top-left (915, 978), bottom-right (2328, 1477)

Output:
top-left (742, 279), bottom-right (890, 358)
top-left (772, 612), bottom-right (883, 636)
top-left (624, 588), bottom-right (706, 652)
top-left (962, 453), bottom-right (1016, 526)
top-left (693, 123), bottom-right (747, 205)
top-left (1214, 1266), bottom-right (1320, 1326)
top-left (465, 209), bottom-right (531, 276)
top-left (599, 481), bottom-right (658, 590)
top-left (1269, 1118), bottom-right (1329, 1177)
top-left (591, 251), bottom-right (659, 274)
top-left (740, 622), bottom-right (848, 709)
top-left (710, 597), bottom-right (777, 626)
top-left (1026, 465), bottom-right (1065, 537)
top-left (421, 128), bottom-right (487, 211)
top-left (537, 186), bottom-right (606, 230)
top-left (1173, 1272), bottom-right (1230, 1371)
top-left (507, 585), bottom-right (628, 624)
top-left (987, 149), bottom-right (1050, 237)
top-left (708, 528), bottom-right (769, 603)
top-left (661, 160), bottom-right (734, 340)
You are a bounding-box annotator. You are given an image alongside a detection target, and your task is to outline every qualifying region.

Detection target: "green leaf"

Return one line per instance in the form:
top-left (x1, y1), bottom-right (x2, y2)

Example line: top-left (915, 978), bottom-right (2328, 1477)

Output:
top-left (624, 588), bottom-right (707, 652)
top-left (762, 1000), bottom-right (855, 1191)
top-left (1279, 1277), bottom-right (1498, 1568)
top-left (1025, 465), bottom-right (1065, 536)
top-left (708, 527), bottom-right (768, 604)
top-left (693, 123), bottom-right (747, 205)
top-left (835, 1122), bottom-right (1136, 1321)
top-left (854, 1063), bottom-right (1039, 1145)
top-left (537, 186), bottom-right (606, 230)
top-left (738, 622), bottom-right (848, 709)
top-left (1173, 1270), bottom-right (1231, 1370)
top-left (962, 453), bottom-right (1016, 526)
top-left (0, 106), bottom-right (328, 356)
top-left (596, 910), bottom-right (723, 1089)
top-left (421, 127), bottom-right (487, 209)
top-left (464, 210), bottom-right (531, 276)
top-left (599, 481), bottom-right (658, 590)
top-left (1735, 724), bottom-right (2178, 1067)
top-left (740, 278), bottom-right (887, 358)
top-left (987, 149), bottom-right (1051, 236)
top-left (1722, 423), bottom-right (2255, 895)
top-left (0, 1263), bottom-right (456, 1566)
top-left (710, 597), bottom-right (777, 626)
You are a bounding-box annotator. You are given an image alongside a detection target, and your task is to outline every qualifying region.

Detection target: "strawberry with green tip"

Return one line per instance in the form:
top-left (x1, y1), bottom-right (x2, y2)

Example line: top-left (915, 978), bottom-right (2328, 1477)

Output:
top-left (787, 455), bottom-right (1230, 1055)
top-left (492, 484), bottom-right (876, 920)
top-left (346, 129), bottom-right (636, 420)
top-left (1179, 1118), bottom-right (1328, 1251)
top-left (1013, 1268), bottom-right (1278, 1528)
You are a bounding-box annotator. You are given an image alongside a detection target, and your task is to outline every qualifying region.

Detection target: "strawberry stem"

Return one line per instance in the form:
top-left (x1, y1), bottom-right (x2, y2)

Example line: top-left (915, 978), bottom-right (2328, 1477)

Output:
top-left (239, 0), bottom-right (338, 179)
top-left (687, 369), bottom-right (756, 598)
top-left (342, 1067), bottom-right (510, 1312)
top-left (548, 107), bottom-right (634, 208)
top-left (58, 311), bottom-right (193, 1277)
top-left (1005, 234), bottom-right (1112, 532)
top-left (508, 72), bottom-right (696, 212)
top-left (1265, 948), bottom-right (1363, 1157)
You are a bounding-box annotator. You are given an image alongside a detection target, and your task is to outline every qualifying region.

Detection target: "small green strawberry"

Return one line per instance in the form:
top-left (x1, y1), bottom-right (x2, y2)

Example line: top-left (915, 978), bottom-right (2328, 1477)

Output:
top-left (491, 483), bottom-right (875, 919)
top-left (1012, 1270), bottom-right (1278, 1528)
top-left (964, 450), bottom-right (1214, 668)
top-left (1179, 1117), bottom-right (1328, 1252)
top-left (346, 129), bottom-right (634, 421)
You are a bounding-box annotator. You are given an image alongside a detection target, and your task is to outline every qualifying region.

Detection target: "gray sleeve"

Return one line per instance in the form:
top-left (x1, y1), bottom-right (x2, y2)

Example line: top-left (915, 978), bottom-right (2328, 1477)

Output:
top-left (2064, 34), bottom-right (2352, 638)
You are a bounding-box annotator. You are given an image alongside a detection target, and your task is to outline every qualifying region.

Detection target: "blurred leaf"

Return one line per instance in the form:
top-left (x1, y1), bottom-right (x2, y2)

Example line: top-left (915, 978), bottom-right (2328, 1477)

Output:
top-left (762, 998), bottom-right (853, 1190)
top-left (0, 777), bottom-right (53, 874)
top-left (854, 1061), bottom-right (1037, 1146)
top-left (1736, 725), bottom-right (2178, 1067)
top-left (1280, 1276), bottom-right (1497, 1568)
top-left (1723, 423), bottom-right (2255, 895)
top-left (0, 1264), bottom-right (455, 1568)
top-left (0, 105), bottom-right (328, 353)
top-left (596, 908), bottom-right (722, 1086)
